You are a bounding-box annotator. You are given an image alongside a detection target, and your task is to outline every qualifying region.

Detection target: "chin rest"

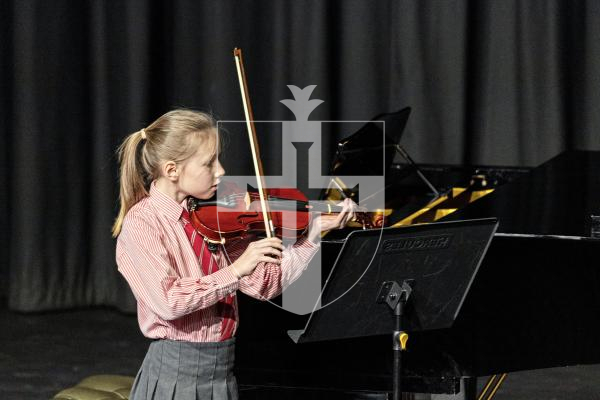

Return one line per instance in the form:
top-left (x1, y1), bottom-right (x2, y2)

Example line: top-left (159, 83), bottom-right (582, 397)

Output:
top-left (53, 375), bottom-right (134, 400)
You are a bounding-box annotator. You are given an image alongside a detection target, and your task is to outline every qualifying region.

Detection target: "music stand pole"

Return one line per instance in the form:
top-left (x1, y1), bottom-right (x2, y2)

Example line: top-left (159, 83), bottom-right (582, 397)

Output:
top-left (377, 280), bottom-right (413, 400)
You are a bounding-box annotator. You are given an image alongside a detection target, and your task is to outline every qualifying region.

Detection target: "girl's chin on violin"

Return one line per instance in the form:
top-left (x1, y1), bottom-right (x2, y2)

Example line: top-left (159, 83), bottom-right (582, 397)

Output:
top-left (206, 184), bottom-right (218, 195)
top-left (188, 185), bottom-right (218, 201)
top-left (207, 183), bottom-right (219, 194)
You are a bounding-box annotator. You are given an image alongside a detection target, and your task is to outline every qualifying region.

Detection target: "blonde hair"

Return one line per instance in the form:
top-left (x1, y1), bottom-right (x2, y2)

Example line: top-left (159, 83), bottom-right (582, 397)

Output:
top-left (112, 109), bottom-right (217, 237)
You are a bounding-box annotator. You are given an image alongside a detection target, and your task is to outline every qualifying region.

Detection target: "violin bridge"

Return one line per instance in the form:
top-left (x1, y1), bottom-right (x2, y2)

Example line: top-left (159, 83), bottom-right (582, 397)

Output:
top-left (244, 192), bottom-right (251, 210)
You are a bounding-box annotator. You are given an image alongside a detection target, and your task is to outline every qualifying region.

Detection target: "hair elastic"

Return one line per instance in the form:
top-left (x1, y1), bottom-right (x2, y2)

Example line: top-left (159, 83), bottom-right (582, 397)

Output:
top-left (140, 128), bottom-right (147, 140)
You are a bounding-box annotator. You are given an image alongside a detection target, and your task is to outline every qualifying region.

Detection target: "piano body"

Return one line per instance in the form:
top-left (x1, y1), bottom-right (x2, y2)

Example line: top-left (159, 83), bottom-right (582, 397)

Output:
top-left (233, 109), bottom-right (600, 397)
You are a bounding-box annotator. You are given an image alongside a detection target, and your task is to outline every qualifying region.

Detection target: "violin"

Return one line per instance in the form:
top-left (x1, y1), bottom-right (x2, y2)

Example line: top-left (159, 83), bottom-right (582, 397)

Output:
top-left (187, 48), bottom-right (381, 246)
top-left (187, 182), bottom-right (375, 245)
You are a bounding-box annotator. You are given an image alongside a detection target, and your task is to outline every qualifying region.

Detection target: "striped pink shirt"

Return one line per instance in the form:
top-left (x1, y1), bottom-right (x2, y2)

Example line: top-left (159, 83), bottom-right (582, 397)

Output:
top-left (116, 183), bottom-right (319, 342)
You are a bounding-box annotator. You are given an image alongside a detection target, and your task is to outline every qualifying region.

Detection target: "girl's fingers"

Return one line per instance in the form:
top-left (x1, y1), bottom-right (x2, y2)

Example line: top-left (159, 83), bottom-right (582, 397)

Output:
top-left (262, 249), bottom-right (282, 258)
top-left (345, 214), bottom-right (354, 226)
top-left (260, 256), bottom-right (281, 264)
top-left (255, 238), bottom-right (284, 250)
top-left (333, 209), bottom-right (347, 228)
top-left (341, 198), bottom-right (356, 227)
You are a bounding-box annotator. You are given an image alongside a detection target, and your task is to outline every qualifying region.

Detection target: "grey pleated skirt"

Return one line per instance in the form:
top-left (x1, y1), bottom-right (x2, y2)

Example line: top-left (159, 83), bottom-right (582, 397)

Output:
top-left (129, 338), bottom-right (238, 400)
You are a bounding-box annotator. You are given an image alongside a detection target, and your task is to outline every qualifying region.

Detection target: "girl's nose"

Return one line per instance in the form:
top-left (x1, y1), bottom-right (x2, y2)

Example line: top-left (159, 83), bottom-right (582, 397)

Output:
top-left (215, 160), bottom-right (225, 178)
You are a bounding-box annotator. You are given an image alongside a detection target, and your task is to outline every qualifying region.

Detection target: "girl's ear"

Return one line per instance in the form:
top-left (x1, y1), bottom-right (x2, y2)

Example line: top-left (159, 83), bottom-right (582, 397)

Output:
top-left (162, 161), bottom-right (179, 181)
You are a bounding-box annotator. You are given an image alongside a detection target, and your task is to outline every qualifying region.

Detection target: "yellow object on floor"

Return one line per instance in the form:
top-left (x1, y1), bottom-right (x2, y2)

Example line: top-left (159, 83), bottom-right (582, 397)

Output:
top-left (53, 375), bottom-right (134, 400)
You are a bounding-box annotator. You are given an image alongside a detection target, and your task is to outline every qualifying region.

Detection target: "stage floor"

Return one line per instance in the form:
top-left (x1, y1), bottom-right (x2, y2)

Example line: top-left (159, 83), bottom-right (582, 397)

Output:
top-left (1, 305), bottom-right (599, 399)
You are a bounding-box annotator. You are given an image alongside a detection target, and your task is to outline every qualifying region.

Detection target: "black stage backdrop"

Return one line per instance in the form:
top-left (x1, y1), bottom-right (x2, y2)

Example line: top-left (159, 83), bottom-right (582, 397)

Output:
top-left (1, 0), bottom-right (600, 311)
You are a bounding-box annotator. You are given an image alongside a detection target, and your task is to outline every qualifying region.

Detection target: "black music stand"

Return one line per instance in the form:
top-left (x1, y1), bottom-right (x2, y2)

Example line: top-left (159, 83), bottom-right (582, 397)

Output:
top-left (289, 218), bottom-right (498, 399)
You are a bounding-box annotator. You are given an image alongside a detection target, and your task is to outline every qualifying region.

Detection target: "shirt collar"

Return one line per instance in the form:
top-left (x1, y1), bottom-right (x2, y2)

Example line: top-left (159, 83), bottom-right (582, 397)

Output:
top-left (148, 181), bottom-right (186, 222)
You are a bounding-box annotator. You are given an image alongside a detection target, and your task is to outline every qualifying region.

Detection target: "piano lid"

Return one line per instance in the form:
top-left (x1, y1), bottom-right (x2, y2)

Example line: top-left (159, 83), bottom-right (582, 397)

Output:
top-left (443, 150), bottom-right (600, 237)
top-left (330, 107), bottom-right (411, 177)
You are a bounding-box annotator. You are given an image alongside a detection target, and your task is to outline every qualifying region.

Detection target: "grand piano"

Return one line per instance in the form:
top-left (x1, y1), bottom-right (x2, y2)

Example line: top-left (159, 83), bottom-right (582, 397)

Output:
top-left (233, 109), bottom-right (600, 399)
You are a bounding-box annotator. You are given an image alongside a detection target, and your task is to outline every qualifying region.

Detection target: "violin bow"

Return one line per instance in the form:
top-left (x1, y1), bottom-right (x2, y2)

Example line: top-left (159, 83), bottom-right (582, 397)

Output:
top-left (233, 48), bottom-right (275, 238)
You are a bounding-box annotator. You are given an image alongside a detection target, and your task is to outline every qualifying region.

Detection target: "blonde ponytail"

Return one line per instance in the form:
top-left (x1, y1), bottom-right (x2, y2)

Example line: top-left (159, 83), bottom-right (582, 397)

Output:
top-left (112, 130), bottom-right (148, 237)
top-left (112, 109), bottom-right (217, 237)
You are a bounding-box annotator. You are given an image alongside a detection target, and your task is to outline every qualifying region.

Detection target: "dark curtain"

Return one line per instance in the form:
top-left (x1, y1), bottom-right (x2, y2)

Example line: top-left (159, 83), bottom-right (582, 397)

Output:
top-left (2, 0), bottom-right (600, 311)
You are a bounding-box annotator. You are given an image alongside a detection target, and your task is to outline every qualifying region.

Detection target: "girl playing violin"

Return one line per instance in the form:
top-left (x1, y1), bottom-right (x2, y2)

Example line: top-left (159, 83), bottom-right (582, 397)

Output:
top-left (112, 109), bottom-right (358, 400)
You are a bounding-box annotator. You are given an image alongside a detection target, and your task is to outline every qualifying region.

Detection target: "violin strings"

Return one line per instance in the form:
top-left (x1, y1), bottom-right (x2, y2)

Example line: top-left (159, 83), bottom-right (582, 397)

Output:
top-left (201, 193), bottom-right (345, 213)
